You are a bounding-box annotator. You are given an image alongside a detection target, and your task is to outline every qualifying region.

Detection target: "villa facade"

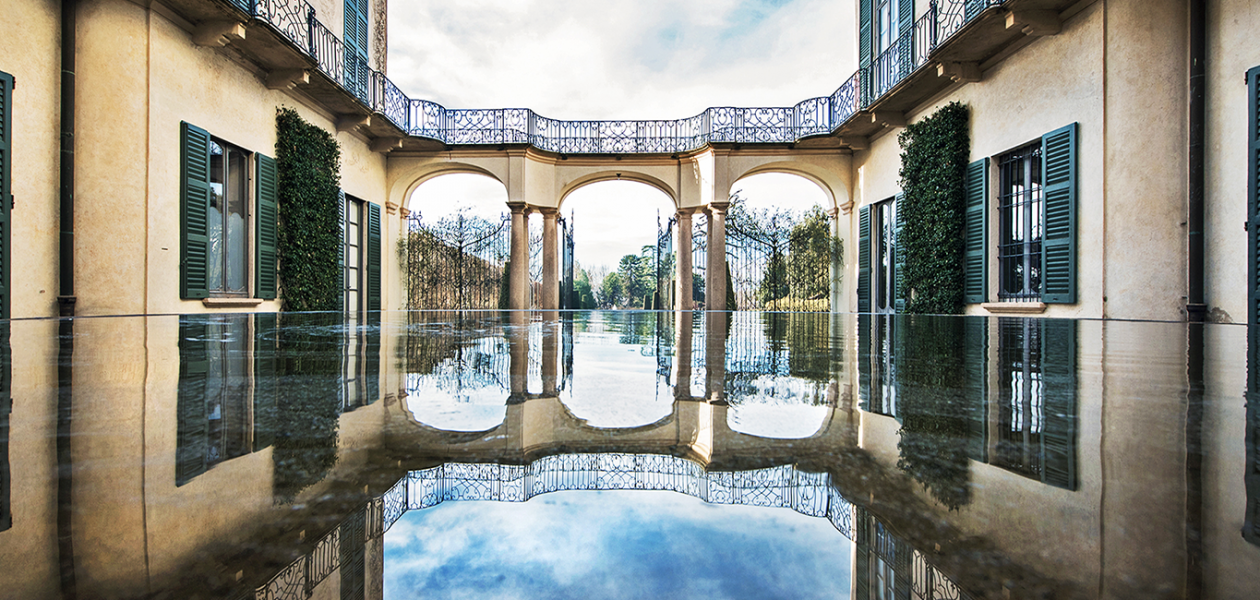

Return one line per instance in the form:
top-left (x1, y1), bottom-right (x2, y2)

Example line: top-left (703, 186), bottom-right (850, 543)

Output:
top-left (1, 0), bottom-right (1258, 323)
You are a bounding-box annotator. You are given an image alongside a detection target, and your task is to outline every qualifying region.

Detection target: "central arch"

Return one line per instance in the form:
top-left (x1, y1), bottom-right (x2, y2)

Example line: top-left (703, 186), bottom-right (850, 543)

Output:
top-left (558, 170), bottom-right (680, 208)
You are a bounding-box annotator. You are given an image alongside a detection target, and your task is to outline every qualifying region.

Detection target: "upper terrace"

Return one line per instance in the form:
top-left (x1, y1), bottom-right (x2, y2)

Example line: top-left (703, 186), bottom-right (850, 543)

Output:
top-left (172, 0), bottom-right (1088, 154)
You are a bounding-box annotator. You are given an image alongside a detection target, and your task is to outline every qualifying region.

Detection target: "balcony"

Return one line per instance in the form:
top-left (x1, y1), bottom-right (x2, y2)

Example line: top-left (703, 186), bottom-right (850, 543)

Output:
top-left (166, 0), bottom-right (1089, 155)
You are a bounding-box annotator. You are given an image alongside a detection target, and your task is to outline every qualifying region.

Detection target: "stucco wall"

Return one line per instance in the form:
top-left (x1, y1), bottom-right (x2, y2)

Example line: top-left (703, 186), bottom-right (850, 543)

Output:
top-left (1, 0), bottom-right (64, 319)
top-left (1205, 0), bottom-right (1260, 324)
top-left (70, 0), bottom-right (394, 316)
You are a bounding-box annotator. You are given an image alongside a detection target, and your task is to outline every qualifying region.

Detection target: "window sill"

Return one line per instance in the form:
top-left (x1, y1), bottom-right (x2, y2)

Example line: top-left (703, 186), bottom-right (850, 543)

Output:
top-left (202, 297), bottom-right (264, 308)
top-left (982, 302), bottom-right (1046, 315)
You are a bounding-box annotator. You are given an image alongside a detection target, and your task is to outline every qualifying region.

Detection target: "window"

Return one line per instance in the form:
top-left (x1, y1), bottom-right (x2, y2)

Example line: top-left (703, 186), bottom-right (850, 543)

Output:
top-left (208, 140), bottom-right (250, 295)
top-left (876, 0), bottom-right (899, 53)
top-left (180, 122), bottom-right (277, 301)
top-left (857, 196), bottom-right (902, 314)
top-left (964, 123), bottom-right (1077, 304)
top-left (998, 143), bottom-right (1044, 301)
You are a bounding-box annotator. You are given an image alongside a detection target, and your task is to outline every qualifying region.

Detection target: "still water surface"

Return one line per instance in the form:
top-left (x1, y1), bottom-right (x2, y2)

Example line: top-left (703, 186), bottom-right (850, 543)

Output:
top-left (0, 311), bottom-right (1257, 599)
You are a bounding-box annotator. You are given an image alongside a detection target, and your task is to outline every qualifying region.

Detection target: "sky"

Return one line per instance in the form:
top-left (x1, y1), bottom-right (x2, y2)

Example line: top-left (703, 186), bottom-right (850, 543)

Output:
top-left (390, 0), bottom-right (855, 272)
top-left (384, 490), bottom-right (853, 600)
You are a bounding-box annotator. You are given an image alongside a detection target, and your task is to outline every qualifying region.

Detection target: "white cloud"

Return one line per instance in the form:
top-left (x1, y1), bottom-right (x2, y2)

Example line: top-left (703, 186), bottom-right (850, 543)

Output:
top-left (387, 0), bottom-right (857, 119)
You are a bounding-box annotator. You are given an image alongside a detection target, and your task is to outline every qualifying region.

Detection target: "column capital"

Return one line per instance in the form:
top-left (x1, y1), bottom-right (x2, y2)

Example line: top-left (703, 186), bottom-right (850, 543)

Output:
top-left (507, 201), bottom-right (528, 215)
top-left (400, 207), bottom-right (411, 218)
top-left (385, 201), bottom-right (400, 215)
top-left (537, 207), bottom-right (561, 218)
top-left (707, 201), bottom-right (731, 215)
top-left (675, 207), bottom-right (702, 219)
top-left (838, 199), bottom-right (855, 215)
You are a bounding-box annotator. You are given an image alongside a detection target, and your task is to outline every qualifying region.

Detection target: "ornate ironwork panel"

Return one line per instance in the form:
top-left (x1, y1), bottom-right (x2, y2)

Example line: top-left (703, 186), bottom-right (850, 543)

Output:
top-left (309, 19), bottom-right (344, 85)
top-left (255, 558), bottom-right (308, 600)
top-left (253, 0), bottom-right (313, 52)
top-left (793, 97), bottom-right (832, 139)
top-left (831, 72), bottom-right (861, 127)
top-left (406, 213), bottom-right (510, 310)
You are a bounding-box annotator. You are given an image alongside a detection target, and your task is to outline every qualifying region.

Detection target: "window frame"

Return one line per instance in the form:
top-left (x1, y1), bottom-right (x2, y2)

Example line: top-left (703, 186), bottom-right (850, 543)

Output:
top-left (996, 142), bottom-right (1045, 302)
top-left (207, 137), bottom-right (252, 297)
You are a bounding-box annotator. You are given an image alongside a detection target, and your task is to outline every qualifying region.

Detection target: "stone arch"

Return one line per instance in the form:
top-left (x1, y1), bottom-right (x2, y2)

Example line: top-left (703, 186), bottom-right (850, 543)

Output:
top-left (728, 161), bottom-right (846, 211)
top-left (558, 171), bottom-right (679, 208)
top-left (388, 161), bottom-right (510, 215)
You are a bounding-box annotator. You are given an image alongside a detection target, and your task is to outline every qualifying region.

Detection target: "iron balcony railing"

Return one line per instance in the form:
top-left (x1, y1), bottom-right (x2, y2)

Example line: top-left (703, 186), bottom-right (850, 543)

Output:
top-left (239, 0), bottom-right (1008, 154)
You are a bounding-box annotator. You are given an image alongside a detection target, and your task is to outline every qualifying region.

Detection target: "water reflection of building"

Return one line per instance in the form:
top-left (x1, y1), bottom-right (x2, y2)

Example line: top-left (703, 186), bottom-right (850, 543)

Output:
top-left (2, 314), bottom-right (1260, 599)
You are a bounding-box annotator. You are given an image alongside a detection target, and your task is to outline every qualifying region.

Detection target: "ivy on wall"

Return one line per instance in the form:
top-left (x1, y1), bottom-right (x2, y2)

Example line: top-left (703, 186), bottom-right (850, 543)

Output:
top-left (275, 107), bottom-right (342, 312)
top-left (897, 102), bottom-right (971, 314)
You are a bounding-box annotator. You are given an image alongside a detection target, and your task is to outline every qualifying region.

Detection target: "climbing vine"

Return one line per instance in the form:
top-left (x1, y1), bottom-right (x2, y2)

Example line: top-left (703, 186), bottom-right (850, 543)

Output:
top-left (898, 102), bottom-right (970, 314)
top-left (275, 107), bottom-right (342, 312)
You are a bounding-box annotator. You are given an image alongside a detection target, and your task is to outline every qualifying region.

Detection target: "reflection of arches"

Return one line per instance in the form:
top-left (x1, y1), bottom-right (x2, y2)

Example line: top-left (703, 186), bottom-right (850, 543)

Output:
top-left (559, 171), bottom-right (679, 208)
top-left (729, 161), bottom-right (848, 211)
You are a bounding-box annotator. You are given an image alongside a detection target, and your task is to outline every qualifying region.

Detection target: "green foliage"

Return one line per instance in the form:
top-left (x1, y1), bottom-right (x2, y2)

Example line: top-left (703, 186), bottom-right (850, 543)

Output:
top-left (574, 270), bottom-right (596, 309)
top-left (757, 251), bottom-right (789, 304)
top-left (898, 102), bottom-right (970, 314)
top-left (787, 206), bottom-right (842, 302)
top-left (498, 260), bottom-right (511, 309)
top-left (600, 271), bottom-right (625, 308)
top-left (275, 107), bottom-right (343, 312)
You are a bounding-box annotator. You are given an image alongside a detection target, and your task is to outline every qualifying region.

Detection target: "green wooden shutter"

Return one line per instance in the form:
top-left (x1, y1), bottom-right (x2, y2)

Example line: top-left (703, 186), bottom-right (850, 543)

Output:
top-left (893, 194), bottom-right (906, 312)
top-left (0, 72), bottom-right (13, 320)
top-left (896, 0), bottom-right (914, 78)
top-left (1247, 66), bottom-right (1260, 327)
top-left (963, 317), bottom-right (988, 463)
top-left (255, 154), bottom-right (278, 300)
top-left (339, 190), bottom-right (347, 313)
top-left (858, 205), bottom-right (871, 313)
top-left (964, 0), bottom-right (988, 21)
top-left (964, 158), bottom-right (989, 304)
top-left (367, 202), bottom-right (382, 312)
top-left (1040, 318), bottom-right (1077, 490)
top-left (344, 0), bottom-right (370, 98)
top-left (180, 122), bottom-right (212, 300)
top-left (175, 316), bottom-right (210, 486)
top-left (253, 313), bottom-right (278, 451)
top-left (859, 0), bottom-right (873, 69)
top-left (1041, 123), bottom-right (1078, 304)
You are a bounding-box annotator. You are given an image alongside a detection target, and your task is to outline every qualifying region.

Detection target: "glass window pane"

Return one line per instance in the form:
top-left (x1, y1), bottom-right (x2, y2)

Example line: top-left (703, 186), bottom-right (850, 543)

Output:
top-left (208, 142), bottom-right (225, 292)
top-left (226, 149), bottom-right (249, 293)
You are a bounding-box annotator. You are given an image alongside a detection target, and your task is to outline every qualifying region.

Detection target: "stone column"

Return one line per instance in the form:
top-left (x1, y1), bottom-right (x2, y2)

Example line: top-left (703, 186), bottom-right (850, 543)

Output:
top-left (541, 208), bottom-right (560, 310)
top-left (705, 201), bottom-right (729, 311)
top-left (676, 210), bottom-right (694, 311)
top-left (828, 207), bottom-right (843, 313)
top-left (508, 202), bottom-right (530, 311)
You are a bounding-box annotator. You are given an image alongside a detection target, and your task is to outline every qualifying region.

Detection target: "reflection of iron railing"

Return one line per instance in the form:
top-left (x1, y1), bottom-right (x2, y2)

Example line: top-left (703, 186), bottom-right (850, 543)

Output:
top-left (232, 0), bottom-right (1007, 154)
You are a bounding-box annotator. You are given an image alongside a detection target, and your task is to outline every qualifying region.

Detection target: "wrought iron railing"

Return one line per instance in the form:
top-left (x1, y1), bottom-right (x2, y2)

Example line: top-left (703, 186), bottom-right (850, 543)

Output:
top-left (237, 0), bottom-right (1007, 154)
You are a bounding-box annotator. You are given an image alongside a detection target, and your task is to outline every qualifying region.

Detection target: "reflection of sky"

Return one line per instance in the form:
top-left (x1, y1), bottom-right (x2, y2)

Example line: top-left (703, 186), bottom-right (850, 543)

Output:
top-left (562, 331), bottom-right (674, 428)
top-left (384, 490), bottom-right (853, 600)
top-left (406, 337), bottom-right (510, 432)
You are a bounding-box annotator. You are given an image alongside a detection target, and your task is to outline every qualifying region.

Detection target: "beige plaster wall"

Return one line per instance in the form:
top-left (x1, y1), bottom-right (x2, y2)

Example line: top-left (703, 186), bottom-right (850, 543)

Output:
top-left (0, 0), bottom-right (62, 319)
top-left (1204, 0), bottom-right (1260, 324)
top-left (70, 0), bottom-right (393, 315)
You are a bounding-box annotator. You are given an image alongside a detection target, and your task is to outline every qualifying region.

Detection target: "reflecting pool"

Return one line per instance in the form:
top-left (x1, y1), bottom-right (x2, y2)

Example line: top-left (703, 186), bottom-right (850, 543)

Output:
top-left (0, 311), bottom-right (1257, 599)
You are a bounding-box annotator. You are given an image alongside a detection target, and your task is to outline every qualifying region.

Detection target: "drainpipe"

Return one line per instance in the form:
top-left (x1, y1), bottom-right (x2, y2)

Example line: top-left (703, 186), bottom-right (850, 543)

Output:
top-left (1186, 0), bottom-right (1206, 322)
top-left (58, 0), bottom-right (77, 317)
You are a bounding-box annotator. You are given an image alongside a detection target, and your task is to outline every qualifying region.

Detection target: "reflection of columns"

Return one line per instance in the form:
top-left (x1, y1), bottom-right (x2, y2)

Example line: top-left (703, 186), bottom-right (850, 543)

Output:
top-left (674, 310), bottom-right (694, 400)
top-left (541, 208), bottom-right (560, 310)
top-left (705, 311), bottom-right (728, 403)
top-left (827, 207), bottom-right (843, 313)
top-left (705, 201), bottom-right (729, 311)
top-left (508, 320), bottom-right (529, 402)
top-left (542, 319), bottom-right (559, 395)
top-left (508, 202), bottom-right (530, 310)
top-left (676, 210), bottom-right (694, 310)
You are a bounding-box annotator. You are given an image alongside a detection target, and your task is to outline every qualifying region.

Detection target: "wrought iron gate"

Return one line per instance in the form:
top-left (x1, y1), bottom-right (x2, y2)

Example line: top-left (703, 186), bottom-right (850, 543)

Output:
top-left (405, 212), bottom-right (511, 309)
top-left (653, 215), bottom-right (676, 310)
top-left (561, 215), bottom-right (575, 309)
top-left (726, 204), bottom-right (836, 312)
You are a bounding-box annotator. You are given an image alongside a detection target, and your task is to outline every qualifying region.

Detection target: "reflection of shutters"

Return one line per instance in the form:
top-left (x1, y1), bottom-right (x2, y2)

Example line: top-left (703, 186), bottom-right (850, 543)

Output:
top-left (0, 71), bottom-right (12, 320)
top-left (857, 314), bottom-right (872, 411)
top-left (340, 507), bottom-right (367, 600)
top-left (1248, 66), bottom-right (1260, 327)
top-left (858, 205), bottom-right (871, 313)
top-left (1041, 123), bottom-right (1078, 304)
top-left (175, 317), bottom-right (210, 486)
top-left (963, 158), bottom-right (988, 304)
top-left (1246, 327), bottom-right (1260, 546)
top-left (1040, 318), bottom-right (1077, 490)
top-left (367, 203), bottom-right (381, 312)
top-left (364, 317), bottom-right (380, 405)
top-left (964, 317), bottom-right (988, 462)
top-left (893, 194), bottom-right (906, 312)
top-left (253, 313), bottom-right (278, 450)
top-left (1, 323), bottom-right (11, 531)
top-left (255, 154), bottom-right (278, 300)
top-left (180, 122), bottom-right (212, 299)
